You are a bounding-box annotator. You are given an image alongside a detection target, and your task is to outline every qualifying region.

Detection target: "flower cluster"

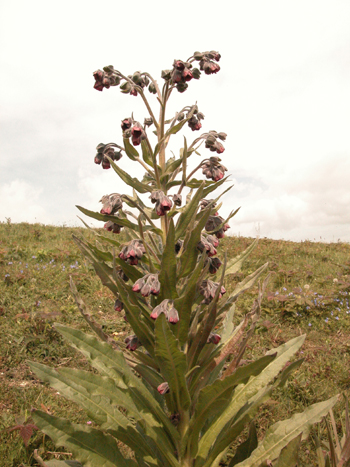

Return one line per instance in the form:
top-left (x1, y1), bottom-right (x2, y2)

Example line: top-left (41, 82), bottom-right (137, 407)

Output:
top-left (94, 143), bottom-right (122, 170)
top-left (150, 190), bottom-right (173, 216)
top-left (100, 194), bottom-right (123, 215)
top-left (162, 60), bottom-right (201, 93)
top-left (202, 157), bottom-right (227, 182)
top-left (193, 50), bottom-right (221, 75)
top-left (93, 66), bottom-right (120, 91)
top-left (121, 72), bottom-right (150, 97)
top-left (205, 132), bottom-right (226, 154)
top-left (119, 240), bottom-right (146, 265)
top-left (197, 235), bottom-right (218, 257)
top-left (150, 299), bottom-right (179, 324)
top-left (206, 257), bottom-right (222, 274)
top-left (132, 274), bottom-right (160, 297)
top-left (205, 215), bottom-right (230, 239)
top-left (199, 280), bottom-right (226, 304)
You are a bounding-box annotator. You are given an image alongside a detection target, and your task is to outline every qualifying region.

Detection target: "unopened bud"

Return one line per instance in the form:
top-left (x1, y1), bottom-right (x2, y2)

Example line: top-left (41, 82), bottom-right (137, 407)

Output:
top-left (192, 68), bottom-right (201, 79)
top-left (149, 82), bottom-right (157, 94)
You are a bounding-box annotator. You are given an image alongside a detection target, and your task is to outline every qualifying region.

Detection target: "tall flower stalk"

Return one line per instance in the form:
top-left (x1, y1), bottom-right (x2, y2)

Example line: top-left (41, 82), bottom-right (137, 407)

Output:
top-left (29, 51), bottom-right (338, 467)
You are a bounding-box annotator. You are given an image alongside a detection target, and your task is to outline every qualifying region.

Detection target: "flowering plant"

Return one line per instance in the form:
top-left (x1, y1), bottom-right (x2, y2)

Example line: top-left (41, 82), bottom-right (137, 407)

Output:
top-left (30, 51), bottom-right (337, 467)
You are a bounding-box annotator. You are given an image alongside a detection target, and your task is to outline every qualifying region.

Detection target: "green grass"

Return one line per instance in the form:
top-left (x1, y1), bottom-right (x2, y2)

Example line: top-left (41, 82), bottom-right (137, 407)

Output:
top-left (0, 221), bottom-right (349, 466)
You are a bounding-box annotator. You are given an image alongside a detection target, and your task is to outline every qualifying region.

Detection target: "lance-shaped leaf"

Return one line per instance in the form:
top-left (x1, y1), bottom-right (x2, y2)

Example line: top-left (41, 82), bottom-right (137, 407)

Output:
top-left (202, 175), bottom-right (231, 198)
top-left (155, 314), bottom-right (191, 410)
top-left (175, 254), bottom-right (205, 345)
top-left (77, 216), bottom-right (121, 248)
top-left (188, 354), bottom-right (275, 457)
top-left (272, 433), bottom-right (302, 467)
top-left (160, 157), bottom-right (183, 181)
top-left (45, 461), bottom-right (83, 467)
top-left (226, 262), bottom-right (269, 304)
top-left (196, 335), bottom-right (306, 462)
top-left (29, 363), bottom-right (155, 458)
top-left (178, 205), bottom-right (212, 279)
top-left (141, 139), bottom-right (154, 167)
top-left (123, 138), bottom-right (139, 161)
top-left (158, 219), bottom-right (178, 300)
top-left (31, 411), bottom-right (137, 467)
top-left (234, 396), bottom-right (339, 467)
top-left (54, 325), bottom-right (180, 451)
top-left (225, 238), bottom-right (259, 277)
top-left (109, 158), bottom-right (152, 193)
top-left (227, 422), bottom-right (258, 466)
top-left (175, 183), bottom-right (204, 241)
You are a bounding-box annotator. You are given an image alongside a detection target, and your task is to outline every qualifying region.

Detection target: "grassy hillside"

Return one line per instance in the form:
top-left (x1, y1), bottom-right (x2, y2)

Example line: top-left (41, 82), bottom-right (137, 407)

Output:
top-left (1, 221), bottom-right (349, 466)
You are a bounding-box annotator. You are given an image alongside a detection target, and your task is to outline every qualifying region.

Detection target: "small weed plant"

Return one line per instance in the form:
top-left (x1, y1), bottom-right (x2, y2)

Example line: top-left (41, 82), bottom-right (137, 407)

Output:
top-left (29, 51), bottom-right (339, 466)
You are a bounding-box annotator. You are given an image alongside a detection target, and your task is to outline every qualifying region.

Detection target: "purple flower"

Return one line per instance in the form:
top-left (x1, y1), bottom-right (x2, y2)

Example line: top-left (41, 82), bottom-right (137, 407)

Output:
top-left (100, 194), bottom-right (123, 215)
top-left (150, 190), bottom-right (173, 217)
top-left (157, 382), bottom-right (170, 395)
top-left (119, 240), bottom-right (146, 265)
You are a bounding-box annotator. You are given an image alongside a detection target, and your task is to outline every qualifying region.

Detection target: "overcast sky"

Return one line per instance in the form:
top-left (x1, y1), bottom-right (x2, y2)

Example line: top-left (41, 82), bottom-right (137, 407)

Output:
top-left (1, 0), bottom-right (350, 242)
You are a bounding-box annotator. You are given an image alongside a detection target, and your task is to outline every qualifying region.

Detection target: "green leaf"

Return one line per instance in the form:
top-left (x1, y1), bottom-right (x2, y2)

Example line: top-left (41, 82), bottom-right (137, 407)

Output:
top-left (159, 219), bottom-right (178, 300)
top-left (175, 254), bottom-right (205, 346)
top-left (202, 176), bottom-right (231, 198)
top-left (164, 118), bottom-right (188, 138)
top-left (77, 216), bottom-right (121, 248)
top-left (196, 335), bottom-right (307, 462)
top-left (188, 355), bottom-right (275, 457)
top-left (234, 396), bottom-right (339, 467)
top-left (227, 263), bottom-right (269, 303)
top-left (32, 410), bottom-right (137, 467)
top-left (109, 157), bottom-right (152, 193)
top-left (123, 138), bottom-right (139, 161)
top-left (155, 314), bottom-right (191, 411)
top-left (175, 183), bottom-right (204, 241)
top-left (141, 139), bottom-right (154, 167)
top-left (225, 239), bottom-right (259, 277)
top-left (45, 461), bottom-right (83, 467)
top-left (53, 325), bottom-right (180, 452)
top-left (228, 422), bottom-right (258, 466)
top-left (273, 433), bottom-right (302, 467)
top-left (29, 363), bottom-right (155, 457)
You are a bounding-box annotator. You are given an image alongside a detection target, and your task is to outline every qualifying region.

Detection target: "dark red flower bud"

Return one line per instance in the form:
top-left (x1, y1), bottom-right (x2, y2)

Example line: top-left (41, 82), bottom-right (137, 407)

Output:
top-left (205, 215), bottom-right (229, 238)
top-left (182, 68), bottom-right (193, 82)
top-left (207, 257), bottom-right (222, 274)
top-left (94, 154), bottom-right (103, 165)
top-left (104, 221), bottom-right (123, 234)
top-left (130, 87), bottom-right (138, 97)
top-left (131, 125), bottom-right (144, 146)
top-left (114, 299), bottom-right (123, 312)
top-left (173, 60), bottom-right (186, 70)
top-left (197, 235), bottom-right (217, 257)
top-left (125, 335), bottom-right (142, 351)
top-left (121, 118), bottom-right (132, 131)
top-left (215, 142), bottom-right (225, 154)
top-left (100, 194), bottom-right (123, 215)
top-left (157, 382), bottom-right (170, 394)
top-left (188, 116), bottom-right (202, 131)
top-left (207, 333), bottom-right (221, 344)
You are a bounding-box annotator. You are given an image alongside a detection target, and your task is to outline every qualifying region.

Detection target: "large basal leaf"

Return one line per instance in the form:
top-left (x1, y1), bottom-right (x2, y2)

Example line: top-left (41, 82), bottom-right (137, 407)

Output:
top-left (53, 325), bottom-right (180, 456)
top-left (32, 410), bottom-right (137, 467)
top-left (29, 363), bottom-right (155, 458)
top-left (155, 314), bottom-right (191, 411)
top-left (188, 354), bottom-right (276, 457)
top-left (196, 335), bottom-right (306, 462)
top-left (228, 422), bottom-right (258, 466)
top-left (272, 433), bottom-right (302, 467)
top-left (234, 396), bottom-right (339, 467)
